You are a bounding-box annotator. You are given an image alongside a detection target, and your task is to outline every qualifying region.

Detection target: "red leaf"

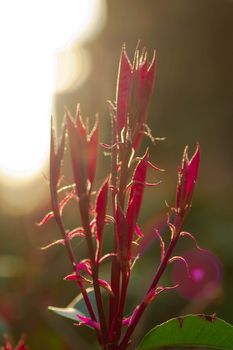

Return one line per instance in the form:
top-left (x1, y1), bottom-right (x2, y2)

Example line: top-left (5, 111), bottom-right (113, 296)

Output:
top-left (185, 144), bottom-right (200, 199)
top-left (176, 144), bottom-right (200, 210)
top-left (132, 50), bottom-right (157, 150)
top-left (2, 336), bottom-right (12, 350)
top-left (87, 115), bottom-right (99, 186)
top-left (66, 106), bottom-right (88, 196)
top-left (50, 117), bottom-right (66, 211)
top-left (2, 336), bottom-right (29, 350)
top-left (116, 45), bottom-right (132, 136)
top-left (98, 279), bottom-right (113, 296)
top-left (76, 314), bottom-right (100, 331)
top-left (127, 151), bottom-right (149, 237)
top-left (116, 203), bottom-right (129, 270)
top-left (15, 337), bottom-right (28, 350)
top-left (95, 177), bottom-right (109, 257)
top-left (37, 211), bottom-right (54, 226)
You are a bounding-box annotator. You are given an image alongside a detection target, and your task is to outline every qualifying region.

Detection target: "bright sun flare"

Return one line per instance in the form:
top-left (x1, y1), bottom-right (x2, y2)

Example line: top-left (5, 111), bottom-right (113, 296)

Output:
top-left (0, 0), bottom-right (105, 179)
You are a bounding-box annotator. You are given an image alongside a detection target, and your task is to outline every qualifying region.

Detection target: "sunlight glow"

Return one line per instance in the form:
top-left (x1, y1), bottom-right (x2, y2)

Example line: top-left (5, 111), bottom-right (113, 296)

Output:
top-left (0, 0), bottom-right (105, 179)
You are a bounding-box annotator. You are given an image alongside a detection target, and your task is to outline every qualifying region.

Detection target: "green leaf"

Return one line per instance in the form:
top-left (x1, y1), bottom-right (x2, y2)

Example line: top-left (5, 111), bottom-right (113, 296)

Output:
top-left (0, 316), bottom-right (9, 343)
top-left (48, 287), bottom-right (96, 323)
top-left (137, 314), bottom-right (233, 350)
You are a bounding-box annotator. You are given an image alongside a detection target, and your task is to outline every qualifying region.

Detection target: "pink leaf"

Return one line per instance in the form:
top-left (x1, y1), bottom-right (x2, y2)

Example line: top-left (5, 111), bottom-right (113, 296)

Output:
top-left (122, 306), bottom-right (139, 327)
top-left (77, 260), bottom-right (92, 276)
top-left (76, 314), bottom-right (100, 331)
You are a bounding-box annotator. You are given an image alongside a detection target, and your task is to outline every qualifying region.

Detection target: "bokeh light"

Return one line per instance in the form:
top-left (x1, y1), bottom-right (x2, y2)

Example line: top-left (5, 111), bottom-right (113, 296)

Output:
top-left (0, 0), bottom-right (106, 179)
top-left (172, 249), bottom-right (223, 301)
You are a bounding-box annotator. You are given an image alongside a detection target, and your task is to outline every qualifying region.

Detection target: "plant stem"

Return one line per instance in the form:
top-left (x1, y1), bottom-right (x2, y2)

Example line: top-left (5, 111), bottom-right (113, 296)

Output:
top-left (118, 213), bottom-right (186, 350)
top-left (55, 206), bottom-right (97, 321)
top-left (109, 115), bottom-right (121, 331)
top-left (79, 195), bottom-right (109, 348)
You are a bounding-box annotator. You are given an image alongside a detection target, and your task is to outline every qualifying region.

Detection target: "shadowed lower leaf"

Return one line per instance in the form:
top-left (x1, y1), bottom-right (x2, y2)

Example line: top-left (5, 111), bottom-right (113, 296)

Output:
top-left (48, 288), bottom-right (97, 325)
top-left (137, 314), bottom-right (233, 350)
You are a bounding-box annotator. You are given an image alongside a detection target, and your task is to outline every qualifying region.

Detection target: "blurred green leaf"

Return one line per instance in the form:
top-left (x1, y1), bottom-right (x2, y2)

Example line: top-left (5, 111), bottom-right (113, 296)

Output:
top-left (0, 316), bottom-right (9, 344)
top-left (48, 288), bottom-right (96, 323)
top-left (0, 255), bottom-right (24, 278)
top-left (137, 314), bottom-right (233, 350)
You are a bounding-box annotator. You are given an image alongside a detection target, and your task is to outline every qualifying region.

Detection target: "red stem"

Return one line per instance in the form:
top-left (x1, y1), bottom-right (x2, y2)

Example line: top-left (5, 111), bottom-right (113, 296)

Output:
top-left (118, 213), bottom-right (186, 350)
top-left (52, 207), bottom-right (101, 347)
top-left (79, 195), bottom-right (109, 348)
top-left (115, 271), bottom-right (130, 342)
top-left (109, 116), bottom-right (121, 331)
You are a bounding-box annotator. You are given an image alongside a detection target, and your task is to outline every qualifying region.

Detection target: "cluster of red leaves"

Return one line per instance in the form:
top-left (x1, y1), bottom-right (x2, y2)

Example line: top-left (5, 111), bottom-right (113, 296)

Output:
top-left (1, 337), bottom-right (28, 350)
top-left (40, 44), bottom-right (201, 350)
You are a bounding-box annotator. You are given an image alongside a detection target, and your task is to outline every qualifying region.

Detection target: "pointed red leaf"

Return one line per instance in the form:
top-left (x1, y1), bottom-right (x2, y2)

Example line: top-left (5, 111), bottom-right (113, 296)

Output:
top-left (126, 151), bottom-right (149, 240)
top-left (3, 336), bottom-right (12, 350)
top-left (116, 45), bottom-right (132, 136)
top-left (66, 106), bottom-right (87, 196)
top-left (15, 337), bottom-right (28, 350)
top-left (50, 117), bottom-right (66, 212)
top-left (95, 177), bottom-right (109, 257)
top-left (116, 203), bottom-right (129, 269)
top-left (176, 144), bottom-right (200, 210)
top-left (185, 143), bottom-right (200, 199)
top-left (87, 115), bottom-right (99, 186)
top-left (98, 279), bottom-right (113, 296)
top-left (76, 314), bottom-right (100, 331)
top-left (132, 50), bottom-right (157, 150)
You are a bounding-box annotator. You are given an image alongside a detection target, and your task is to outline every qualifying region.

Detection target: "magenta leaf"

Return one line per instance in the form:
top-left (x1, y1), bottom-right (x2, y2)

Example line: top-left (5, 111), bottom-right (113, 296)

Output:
top-left (116, 45), bottom-right (132, 136)
top-left (176, 144), bottom-right (200, 210)
top-left (95, 177), bottom-right (109, 259)
top-left (76, 314), bottom-right (100, 331)
top-left (116, 203), bottom-right (129, 270)
top-left (50, 117), bottom-right (66, 213)
top-left (66, 106), bottom-right (88, 196)
top-left (127, 150), bottom-right (149, 238)
top-left (87, 115), bottom-right (99, 186)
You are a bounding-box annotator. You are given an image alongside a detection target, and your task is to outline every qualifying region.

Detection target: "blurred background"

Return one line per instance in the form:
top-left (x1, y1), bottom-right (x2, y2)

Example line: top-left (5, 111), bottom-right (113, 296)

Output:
top-left (0, 0), bottom-right (232, 348)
